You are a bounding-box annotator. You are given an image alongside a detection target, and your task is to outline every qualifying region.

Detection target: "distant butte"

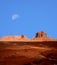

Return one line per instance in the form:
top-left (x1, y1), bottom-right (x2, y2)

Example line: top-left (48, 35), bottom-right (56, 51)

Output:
top-left (0, 31), bottom-right (57, 41)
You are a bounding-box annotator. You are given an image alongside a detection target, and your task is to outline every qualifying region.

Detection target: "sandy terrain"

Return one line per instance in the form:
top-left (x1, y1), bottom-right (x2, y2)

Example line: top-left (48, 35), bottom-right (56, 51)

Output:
top-left (0, 32), bottom-right (57, 65)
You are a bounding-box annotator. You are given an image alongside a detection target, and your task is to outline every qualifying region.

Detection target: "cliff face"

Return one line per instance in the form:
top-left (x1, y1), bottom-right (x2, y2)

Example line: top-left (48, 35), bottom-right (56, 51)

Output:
top-left (0, 31), bottom-right (56, 41)
top-left (0, 35), bottom-right (29, 41)
top-left (0, 31), bottom-right (57, 65)
top-left (35, 31), bottom-right (47, 38)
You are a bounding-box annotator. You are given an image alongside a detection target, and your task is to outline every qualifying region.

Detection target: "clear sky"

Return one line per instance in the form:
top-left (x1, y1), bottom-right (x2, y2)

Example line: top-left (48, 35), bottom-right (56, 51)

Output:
top-left (0, 0), bottom-right (57, 38)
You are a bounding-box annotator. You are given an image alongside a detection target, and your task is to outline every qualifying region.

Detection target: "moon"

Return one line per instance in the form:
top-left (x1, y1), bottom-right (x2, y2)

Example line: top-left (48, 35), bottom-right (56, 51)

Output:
top-left (12, 14), bottom-right (19, 20)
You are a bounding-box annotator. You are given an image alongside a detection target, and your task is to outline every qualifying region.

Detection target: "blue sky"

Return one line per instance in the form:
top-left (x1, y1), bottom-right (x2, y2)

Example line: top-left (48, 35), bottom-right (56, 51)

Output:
top-left (0, 0), bottom-right (57, 38)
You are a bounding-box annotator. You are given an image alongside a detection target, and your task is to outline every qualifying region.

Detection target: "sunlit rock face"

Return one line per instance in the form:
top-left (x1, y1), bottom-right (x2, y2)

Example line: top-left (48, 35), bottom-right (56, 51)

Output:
top-left (0, 31), bottom-right (56, 41)
top-left (0, 35), bottom-right (30, 41)
top-left (35, 31), bottom-right (47, 38)
top-left (31, 31), bottom-right (56, 41)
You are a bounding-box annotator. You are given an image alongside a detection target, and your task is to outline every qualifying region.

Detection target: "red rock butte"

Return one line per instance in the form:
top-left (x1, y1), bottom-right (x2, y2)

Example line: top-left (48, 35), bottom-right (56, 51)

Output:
top-left (0, 31), bottom-right (57, 42)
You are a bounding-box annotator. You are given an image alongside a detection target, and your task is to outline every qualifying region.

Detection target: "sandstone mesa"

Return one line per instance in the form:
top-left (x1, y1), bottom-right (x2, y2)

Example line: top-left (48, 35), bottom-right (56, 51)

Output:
top-left (0, 31), bottom-right (56, 41)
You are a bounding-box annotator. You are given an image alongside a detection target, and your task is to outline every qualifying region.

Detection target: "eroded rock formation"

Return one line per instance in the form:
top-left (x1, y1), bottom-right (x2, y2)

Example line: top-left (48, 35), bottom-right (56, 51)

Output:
top-left (35, 31), bottom-right (47, 38)
top-left (0, 31), bottom-right (56, 41)
top-left (0, 31), bottom-right (57, 65)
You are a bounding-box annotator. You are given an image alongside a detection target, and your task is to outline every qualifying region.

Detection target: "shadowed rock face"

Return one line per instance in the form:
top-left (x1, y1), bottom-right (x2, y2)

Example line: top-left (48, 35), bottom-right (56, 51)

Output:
top-left (35, 31), bottom-right (47, 38)
top-left (0, 31), bottom-right (56, 41)
top-left (0, 31), bottom-right (57, 65)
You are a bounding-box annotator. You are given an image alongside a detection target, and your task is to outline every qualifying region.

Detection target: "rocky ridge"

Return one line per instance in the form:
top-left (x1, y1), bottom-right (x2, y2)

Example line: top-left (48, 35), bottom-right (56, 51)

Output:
top-left (0, 31), bottom-right (56, 41)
